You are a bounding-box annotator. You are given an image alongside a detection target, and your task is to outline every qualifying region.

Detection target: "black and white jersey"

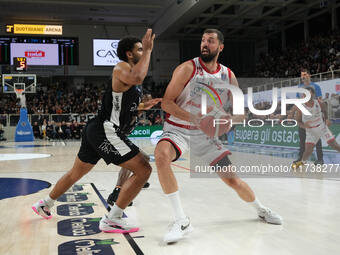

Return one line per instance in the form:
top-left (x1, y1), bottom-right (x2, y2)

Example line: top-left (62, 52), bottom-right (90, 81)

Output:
top-left (97, 81), bottom-right (142, 135)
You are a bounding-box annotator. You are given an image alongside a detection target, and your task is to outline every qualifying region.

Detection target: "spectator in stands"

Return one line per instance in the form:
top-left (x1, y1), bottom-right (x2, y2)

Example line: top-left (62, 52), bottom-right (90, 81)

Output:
top-left (64, 122), bottom-right (72, 139)
top-left (32, 122), bottom-right (42, 139)
top-left (56, 105), bottom-right (63, 114)
top-left (324, 92), bottom-right (330, 101)
top-left (147, 112), bottom-right (155, 125)
top-left (0, 123), bottom-right (6, 141)
top-left (71, 121), bottom-right (81, 140)
top-left (46, 121), bottom-right (55, 140)
top-left (55, 122), bottom-right (65, 140)
top-left (41, 119), bottom-right (47, 139)
top-left (154, 114), bottom-right (163, 125)
top-left (256, 31), bottom-right (340, 78)
top-left (330, 93), bottom-right (340, 118)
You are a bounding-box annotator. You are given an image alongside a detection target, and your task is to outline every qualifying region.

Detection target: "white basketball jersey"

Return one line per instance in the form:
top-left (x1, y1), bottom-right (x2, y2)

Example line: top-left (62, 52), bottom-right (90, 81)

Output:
top-left (166, 57), bottom-right (232, 129)
top-left (302, 99), bottom-right (323, 127)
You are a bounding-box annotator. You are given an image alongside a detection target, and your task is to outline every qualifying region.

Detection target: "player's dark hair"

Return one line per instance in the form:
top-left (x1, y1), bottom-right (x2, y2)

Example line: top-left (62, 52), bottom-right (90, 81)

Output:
top-left (300, 68), bottom-right (310, 74)
top-left (117, 36), bottom-right (142, 62)
top-left (203, 28), bottom-right (224, 44)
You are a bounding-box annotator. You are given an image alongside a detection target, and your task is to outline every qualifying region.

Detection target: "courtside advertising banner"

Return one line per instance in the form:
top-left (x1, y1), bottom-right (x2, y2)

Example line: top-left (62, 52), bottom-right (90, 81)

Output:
top-left (234, 124), bottom-right (340, 150)
top-left (93, 39), bottom-right (120, 66)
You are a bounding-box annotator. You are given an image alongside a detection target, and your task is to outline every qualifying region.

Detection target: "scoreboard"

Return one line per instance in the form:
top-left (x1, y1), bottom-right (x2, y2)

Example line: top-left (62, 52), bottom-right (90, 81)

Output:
top-left (13, 57), bottom-right (27, 71)
top-left (0, 35), bottom-right (78, 65)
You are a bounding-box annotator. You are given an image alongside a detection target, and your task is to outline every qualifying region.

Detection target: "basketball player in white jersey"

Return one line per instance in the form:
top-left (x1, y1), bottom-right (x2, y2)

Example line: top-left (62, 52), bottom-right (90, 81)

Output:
top-left (155, 28), bottom-right (282, 244)
top-left (294, 86), bottom-right (340, 166)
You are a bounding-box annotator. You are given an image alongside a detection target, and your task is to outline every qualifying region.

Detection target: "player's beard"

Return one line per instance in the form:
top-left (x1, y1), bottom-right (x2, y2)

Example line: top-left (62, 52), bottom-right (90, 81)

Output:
top-left (302, 77), bottom-right (310, 84)
top-left (200, 48), bottom-right (218, 63)
top-left (132, 54), bottom-right (141, 64)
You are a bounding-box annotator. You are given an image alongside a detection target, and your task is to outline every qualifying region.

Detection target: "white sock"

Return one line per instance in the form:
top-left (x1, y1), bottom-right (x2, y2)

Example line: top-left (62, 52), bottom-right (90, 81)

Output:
top-left (44, 195), bottom-right (55, 208)
top-left (108, 204), bottom-right (123, 219)
top-left (249, 198), bottom-right (266, 213)
top-left (166, 191), bottom-right (186, 221)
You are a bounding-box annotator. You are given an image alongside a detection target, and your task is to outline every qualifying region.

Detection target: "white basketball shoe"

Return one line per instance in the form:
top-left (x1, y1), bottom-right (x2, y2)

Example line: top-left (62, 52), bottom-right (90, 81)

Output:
top-left (99, 214), bottom-right (139, 233)
top-left (258, 207), bottom-right (282, 225)
top-left (164, 217), bottom-right (194, 243)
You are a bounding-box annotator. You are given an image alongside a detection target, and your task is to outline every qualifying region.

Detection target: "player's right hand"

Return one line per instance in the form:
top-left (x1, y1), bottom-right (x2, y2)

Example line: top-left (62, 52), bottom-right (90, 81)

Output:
top-left (142, 28), bottom-right (155, 52)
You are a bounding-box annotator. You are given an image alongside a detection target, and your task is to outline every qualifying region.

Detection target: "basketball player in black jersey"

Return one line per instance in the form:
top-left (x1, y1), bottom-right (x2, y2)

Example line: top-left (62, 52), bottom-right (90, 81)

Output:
top-left (107, 93), bottom-right (161, 208)
top-left (32, 28), bottom-right (156, 234)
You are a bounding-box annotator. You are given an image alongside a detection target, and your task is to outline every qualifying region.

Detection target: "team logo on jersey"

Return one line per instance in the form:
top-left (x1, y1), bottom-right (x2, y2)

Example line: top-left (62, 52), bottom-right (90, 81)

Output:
top-left (221, 72), bottom-right (227, 81)
top-left (130, 102), bottom-right (138, 112)
top-left (98, 139), bottom-right (120, 155)
top-left (114, 96), bottom-right (120, 111)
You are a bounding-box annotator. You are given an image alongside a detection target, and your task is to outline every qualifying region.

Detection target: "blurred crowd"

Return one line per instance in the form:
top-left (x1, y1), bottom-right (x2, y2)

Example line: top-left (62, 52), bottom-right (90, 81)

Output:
top-left (0, 80), bottom-right (166, 116)
top-left (32, 119), bottom-right (85, 140)
top-left (243, 92), bottom-right (340, 123)
top-left (256, 31), bottom-right (340, 78)
top-left (0, 83), bottom-right (103, 115)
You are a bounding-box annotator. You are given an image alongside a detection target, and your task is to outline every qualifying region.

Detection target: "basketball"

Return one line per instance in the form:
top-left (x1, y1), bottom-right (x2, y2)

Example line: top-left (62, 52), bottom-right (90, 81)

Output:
top-left (198, 107), bottom-right (231, 138)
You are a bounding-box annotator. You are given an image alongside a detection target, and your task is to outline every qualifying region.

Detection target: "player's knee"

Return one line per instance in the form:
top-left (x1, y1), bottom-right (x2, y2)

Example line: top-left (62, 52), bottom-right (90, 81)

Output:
top-left (225, 178), bottom-right (242, 190)
top-left (154, 148), bottom-right (172, 166)
top-left (139, 158), bottom-right (152, 179)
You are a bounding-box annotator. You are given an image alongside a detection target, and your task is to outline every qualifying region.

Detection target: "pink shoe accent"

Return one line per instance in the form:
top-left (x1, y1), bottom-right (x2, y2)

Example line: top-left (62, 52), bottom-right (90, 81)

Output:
top-left (101, 227), bottom-right (139, 234)
top-left (32, 206), bottom-right (52, 220)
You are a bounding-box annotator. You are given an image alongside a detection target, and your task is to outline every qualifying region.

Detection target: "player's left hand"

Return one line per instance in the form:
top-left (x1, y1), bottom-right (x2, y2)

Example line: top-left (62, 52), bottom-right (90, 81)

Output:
top-left (143, 98), bottom-right (162, 110)
top-left (326, 119), bottom-right (332, 126)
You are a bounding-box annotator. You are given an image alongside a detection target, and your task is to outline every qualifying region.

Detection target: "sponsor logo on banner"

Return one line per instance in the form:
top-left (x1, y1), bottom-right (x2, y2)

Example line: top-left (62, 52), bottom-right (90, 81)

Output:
top-left (235, 124), bottom-right (340, 150)
top-left (17, 131), bottom-right (31, 135)
top-left (336, 84), bottom-right (340, 94)
top-left (57, 218), bottom-right (101, 236)
top-left (58, 239), bottom-right (118, 254)
top-left (25, 50), bottom-right (45, 58)
top-left (11, 43), bottom-right (58, 65)
top-left (57, 193), bottom-right (88, 202)
top-left (57, 203), bottom-right (95, 216)
top-left (93, 39), bottom-right (120, 66)
top-left (129, 125), bottom-right (163, 138)
top-left (150, 130), bottom-right (163, 145)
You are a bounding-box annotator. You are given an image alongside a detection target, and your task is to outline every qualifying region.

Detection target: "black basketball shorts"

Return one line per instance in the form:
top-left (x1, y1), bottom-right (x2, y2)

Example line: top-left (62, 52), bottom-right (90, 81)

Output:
top-left (77, 119), bottom-right (140, 165)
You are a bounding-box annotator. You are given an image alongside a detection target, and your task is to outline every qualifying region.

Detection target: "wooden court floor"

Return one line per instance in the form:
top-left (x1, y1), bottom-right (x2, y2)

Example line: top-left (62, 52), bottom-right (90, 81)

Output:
top-left (1, 139), bottom-right (340, 255)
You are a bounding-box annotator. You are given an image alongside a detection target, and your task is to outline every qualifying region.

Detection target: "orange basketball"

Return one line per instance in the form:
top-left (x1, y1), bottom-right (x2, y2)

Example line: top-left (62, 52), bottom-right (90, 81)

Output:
top-left (199, 114), bottom-right (231, 138)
